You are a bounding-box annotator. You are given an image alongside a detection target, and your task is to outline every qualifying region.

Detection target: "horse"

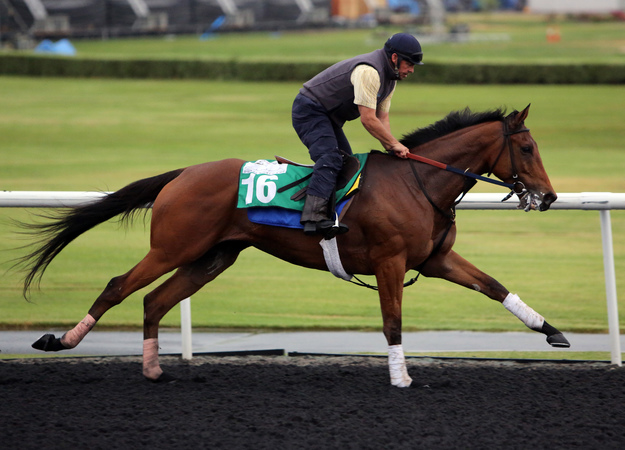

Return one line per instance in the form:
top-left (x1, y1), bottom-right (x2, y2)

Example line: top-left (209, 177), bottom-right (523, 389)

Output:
top-left (19, 104), bottom-right (569, 387)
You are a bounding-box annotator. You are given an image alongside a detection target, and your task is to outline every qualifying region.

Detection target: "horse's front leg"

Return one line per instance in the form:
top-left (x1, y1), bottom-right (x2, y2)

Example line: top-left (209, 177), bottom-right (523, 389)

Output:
top-left (375, 258), bottom-right (413, 388)
top-left (423, 250), bottom-right (570, 347)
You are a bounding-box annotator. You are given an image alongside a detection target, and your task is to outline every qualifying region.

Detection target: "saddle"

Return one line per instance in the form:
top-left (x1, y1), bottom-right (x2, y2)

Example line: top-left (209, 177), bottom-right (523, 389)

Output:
top-left (274, 152), bottom-right (363, 201)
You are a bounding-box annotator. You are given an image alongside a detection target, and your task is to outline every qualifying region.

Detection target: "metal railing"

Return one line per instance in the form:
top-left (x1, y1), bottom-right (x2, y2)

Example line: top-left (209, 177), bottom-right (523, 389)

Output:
top-left (1, 191), bottom-right (623, 364)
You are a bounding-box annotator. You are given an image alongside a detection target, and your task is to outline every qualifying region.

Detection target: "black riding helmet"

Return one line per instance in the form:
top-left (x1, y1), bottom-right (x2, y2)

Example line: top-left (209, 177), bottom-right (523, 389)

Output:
top-left (384, 33), bottom-right (424, 66)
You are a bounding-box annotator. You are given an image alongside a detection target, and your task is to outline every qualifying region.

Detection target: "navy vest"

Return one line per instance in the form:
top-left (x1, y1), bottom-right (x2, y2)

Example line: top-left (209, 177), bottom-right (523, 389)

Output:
top-left (300, 49), bottom-right (397, 126)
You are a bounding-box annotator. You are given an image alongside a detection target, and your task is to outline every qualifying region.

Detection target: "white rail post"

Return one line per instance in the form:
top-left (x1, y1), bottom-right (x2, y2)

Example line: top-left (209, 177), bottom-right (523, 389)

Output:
top-left (600, 210), bottom-right (622, 366)
top-left (180, 298), bottom-right (193, 360)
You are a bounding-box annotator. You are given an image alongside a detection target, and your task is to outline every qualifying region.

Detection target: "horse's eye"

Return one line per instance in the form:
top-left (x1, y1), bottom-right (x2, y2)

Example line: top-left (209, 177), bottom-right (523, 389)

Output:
top-left (521, 145), bottom-right (533, 154)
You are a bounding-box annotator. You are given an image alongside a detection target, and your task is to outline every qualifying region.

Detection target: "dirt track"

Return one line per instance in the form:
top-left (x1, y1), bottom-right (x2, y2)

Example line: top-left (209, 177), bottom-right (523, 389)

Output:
top-left (1, 355), bottom-right (624, 449)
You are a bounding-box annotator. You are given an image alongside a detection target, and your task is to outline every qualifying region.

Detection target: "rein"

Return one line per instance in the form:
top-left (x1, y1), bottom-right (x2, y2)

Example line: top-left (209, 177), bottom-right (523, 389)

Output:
top-left (404, 152), bottom-right (514, 189)
top-left (405, 122), bottom-right (531, 200)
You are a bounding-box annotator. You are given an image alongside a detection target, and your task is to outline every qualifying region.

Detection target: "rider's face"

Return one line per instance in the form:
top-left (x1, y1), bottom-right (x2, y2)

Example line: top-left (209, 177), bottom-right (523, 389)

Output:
top-left (392, 54), bottom-right (415, 80)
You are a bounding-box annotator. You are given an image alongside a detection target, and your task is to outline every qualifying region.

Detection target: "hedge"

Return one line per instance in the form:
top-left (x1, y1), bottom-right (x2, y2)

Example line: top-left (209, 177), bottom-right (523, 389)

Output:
top-left (1, 54), bottom-right (624, 84)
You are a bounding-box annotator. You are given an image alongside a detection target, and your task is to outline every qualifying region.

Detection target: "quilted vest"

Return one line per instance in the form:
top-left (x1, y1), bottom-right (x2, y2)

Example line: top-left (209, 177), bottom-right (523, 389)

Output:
top-left (300, 49), bottom-right (397, 126)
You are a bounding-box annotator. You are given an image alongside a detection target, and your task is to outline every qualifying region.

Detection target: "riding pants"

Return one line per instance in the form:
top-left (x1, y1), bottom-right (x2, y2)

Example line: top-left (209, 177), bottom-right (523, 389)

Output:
top-left (292, 93), bottom-right (352, 200)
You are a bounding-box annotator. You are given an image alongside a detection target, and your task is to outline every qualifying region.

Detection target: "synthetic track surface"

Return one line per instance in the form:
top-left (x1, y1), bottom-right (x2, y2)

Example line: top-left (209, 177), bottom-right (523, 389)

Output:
top-left (1, 355), bottom-right (624, 449)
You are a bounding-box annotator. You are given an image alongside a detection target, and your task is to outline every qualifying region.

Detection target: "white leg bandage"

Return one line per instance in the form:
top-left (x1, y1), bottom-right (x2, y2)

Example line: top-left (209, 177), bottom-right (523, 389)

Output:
top-left (60, 314), bottom-right (96, 348)
top-left (143, 338), bottom-right (163, 380)
top-left (502, 293), bottom-right (544, 331)
top-left (388, 344), bottom-right (412, 388)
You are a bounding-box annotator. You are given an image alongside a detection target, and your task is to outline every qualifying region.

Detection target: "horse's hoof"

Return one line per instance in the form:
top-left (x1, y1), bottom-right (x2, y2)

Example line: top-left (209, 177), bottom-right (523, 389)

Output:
top-left (547, 333), bottom-right (570, 348)
top-left (146, 372), bottom-right (177, 384)
top-left (32, 333), bottom-right (67, 352)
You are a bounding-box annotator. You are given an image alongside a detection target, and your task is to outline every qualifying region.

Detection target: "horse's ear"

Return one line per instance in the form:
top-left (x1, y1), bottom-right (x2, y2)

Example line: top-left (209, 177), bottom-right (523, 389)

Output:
top-left (518, 104), bottom-right (530, 122)
top-left (510, 104), bottom-right (530, 128)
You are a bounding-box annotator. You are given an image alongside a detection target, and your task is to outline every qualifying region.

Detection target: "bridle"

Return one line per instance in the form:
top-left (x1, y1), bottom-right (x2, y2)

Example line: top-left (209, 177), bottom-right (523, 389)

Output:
top-left (404, 119), bottom-right (532, 201)
top-left (489, 121), bottom-right (531, 201)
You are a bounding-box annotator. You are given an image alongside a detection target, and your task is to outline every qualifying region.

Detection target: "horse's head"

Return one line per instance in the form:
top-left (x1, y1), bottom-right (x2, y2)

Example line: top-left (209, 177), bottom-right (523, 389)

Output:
top-left (490, 104), bottom-right (557, 211)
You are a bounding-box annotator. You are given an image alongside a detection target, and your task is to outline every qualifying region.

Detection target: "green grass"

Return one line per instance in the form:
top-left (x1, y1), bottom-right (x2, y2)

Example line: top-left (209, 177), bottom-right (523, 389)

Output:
top-left (2, 78), bottom-right (623, 191)
top-left (16, 13), bottom-right (622, 65)
top-left (7, 13), bottom-right (625, 65)
top-left (438, 12), bottom-right (625, 64)
top-left (0, 76), bottom-right (623, 335)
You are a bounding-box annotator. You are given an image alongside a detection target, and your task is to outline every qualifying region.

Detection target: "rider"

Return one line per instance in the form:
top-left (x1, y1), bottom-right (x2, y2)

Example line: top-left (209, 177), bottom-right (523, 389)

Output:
top-left (292, 33), bottom-right (423, 239)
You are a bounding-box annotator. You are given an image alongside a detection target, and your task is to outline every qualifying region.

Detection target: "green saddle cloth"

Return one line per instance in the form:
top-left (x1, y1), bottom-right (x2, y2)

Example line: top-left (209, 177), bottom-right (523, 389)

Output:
top-left (237, 153), bottom-right (369, 211)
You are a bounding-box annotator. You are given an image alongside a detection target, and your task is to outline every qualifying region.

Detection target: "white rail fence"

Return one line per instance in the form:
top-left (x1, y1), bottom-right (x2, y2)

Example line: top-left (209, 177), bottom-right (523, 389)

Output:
top-left (1, 191), bottom-right (623, 365)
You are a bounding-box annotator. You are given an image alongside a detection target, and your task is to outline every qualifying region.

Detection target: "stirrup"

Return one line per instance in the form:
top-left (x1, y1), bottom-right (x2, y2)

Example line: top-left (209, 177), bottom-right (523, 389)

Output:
top-left (304, 213), bottom-right (349, 239)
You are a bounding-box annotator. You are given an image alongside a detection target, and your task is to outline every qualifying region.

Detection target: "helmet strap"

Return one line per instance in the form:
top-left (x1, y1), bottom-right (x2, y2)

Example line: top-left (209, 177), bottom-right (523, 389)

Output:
top-left (392, 53), bottom-right (401, 80)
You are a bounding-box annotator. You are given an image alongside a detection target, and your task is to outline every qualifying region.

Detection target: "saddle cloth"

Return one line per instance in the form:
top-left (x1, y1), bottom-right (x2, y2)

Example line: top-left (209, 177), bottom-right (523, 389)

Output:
top-left (237, 153), bottom-right (368, 229)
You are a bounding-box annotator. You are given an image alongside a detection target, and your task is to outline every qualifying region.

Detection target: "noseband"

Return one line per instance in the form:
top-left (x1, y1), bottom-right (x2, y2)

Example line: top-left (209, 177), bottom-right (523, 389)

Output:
top-left (488, 121), bottom-right (531, 198)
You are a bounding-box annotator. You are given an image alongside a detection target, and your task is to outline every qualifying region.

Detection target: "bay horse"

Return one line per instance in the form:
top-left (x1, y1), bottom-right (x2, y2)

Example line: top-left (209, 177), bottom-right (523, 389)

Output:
top-left (20, 105), bottom-right (569, 387)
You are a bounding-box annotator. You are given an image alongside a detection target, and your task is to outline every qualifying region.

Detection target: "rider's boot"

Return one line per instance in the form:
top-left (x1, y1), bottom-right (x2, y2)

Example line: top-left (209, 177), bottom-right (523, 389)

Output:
top-left (301, 194), bottom-right (348, 239)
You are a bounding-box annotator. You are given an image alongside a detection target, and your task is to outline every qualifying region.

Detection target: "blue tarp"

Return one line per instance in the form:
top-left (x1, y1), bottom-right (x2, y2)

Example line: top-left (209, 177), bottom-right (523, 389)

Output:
top-left (34, 39), bottom-right (76, 56)
top-left (387, 0), bottom-right (420, 15)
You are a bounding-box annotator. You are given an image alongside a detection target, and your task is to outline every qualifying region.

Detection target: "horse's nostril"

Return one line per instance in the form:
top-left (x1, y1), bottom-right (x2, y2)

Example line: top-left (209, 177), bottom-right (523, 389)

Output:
top-left (541, 193), bottom-right (557, 211)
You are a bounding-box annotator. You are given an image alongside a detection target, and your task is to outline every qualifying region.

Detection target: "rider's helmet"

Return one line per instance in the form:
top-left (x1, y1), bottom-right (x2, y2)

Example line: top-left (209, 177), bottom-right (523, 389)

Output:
top-left (384, 33), bottom-right (424, 66)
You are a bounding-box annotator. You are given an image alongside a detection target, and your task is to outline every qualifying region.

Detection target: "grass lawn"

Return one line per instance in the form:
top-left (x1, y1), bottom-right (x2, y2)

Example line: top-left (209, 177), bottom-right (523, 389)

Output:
top-left (45, 13), bottom-right (625, 65)
top-left (1, 77), bottom-right (623, 335)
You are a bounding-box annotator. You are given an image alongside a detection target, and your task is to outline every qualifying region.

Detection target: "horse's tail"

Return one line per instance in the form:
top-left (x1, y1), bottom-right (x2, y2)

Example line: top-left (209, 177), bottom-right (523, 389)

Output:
top-left (16, 168), bottom-right (185, 299)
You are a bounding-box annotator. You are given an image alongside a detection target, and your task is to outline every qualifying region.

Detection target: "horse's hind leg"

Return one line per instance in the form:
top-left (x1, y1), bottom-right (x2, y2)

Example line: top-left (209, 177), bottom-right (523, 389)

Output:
top-left (423, 250), bottom-right (570, 348)
top-left (32, 249), bottom-right (180, 353)
top-left (142, 242), bottom-right (246, 382)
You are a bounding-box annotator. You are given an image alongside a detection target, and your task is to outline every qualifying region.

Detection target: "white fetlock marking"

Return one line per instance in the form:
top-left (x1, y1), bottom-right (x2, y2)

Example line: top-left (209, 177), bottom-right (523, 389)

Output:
top-left (388, 344), bottom-right (412, 388)
top-left (60, 314), bottom-right (96, 348)
top-left (143, 338), bottom-right (163, 380)
top-left (502, 293), bottom-right (544, 330)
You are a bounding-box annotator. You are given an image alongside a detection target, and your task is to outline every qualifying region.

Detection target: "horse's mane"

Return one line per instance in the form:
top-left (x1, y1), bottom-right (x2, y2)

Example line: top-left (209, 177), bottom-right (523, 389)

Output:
top-left (400, 107), bottom-right (507, 148)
